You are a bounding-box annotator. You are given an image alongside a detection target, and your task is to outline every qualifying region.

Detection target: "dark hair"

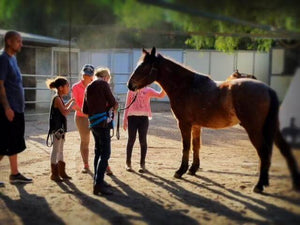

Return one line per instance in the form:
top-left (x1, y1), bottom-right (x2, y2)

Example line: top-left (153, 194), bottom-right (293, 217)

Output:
top-left (45, 76), bottom-right (68, 90)
top-left (4, 30), bottom-right (20, 48)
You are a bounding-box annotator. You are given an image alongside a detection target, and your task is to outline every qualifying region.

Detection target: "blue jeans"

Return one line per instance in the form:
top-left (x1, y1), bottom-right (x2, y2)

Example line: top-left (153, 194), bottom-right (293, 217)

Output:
top-left (91, 127), bottom-right (111, 185)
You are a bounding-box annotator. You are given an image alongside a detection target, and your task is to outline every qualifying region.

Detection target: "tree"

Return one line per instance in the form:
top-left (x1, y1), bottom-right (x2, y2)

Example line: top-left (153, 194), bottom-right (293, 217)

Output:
top-left (113, 0), bottom-right (300, 51)
top-left (1, 0), bottom-right (299, 51)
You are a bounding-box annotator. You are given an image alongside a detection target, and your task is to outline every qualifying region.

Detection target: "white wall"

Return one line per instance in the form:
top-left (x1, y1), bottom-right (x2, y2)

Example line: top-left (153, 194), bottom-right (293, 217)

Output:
top-left (80, 48), bottom-right (290, 103)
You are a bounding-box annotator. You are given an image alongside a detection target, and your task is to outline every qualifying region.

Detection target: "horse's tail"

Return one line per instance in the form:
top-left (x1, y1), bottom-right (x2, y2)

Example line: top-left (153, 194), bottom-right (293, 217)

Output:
top-left (262, 89), bottom-right (279, 149)
top-left (267, 89), bottom-right (300, 189)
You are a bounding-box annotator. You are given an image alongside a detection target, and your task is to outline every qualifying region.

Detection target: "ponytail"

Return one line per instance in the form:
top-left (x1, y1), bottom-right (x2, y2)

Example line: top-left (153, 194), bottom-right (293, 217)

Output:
top-left (46, 76), bottom-right (68, 90)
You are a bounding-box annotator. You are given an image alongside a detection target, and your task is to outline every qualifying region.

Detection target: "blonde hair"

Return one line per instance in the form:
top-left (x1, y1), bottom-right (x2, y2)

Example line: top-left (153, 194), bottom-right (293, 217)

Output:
top-left (94, 67), bottom-right (111, 79)
top-left (45, 76), bottom-right (68, 90)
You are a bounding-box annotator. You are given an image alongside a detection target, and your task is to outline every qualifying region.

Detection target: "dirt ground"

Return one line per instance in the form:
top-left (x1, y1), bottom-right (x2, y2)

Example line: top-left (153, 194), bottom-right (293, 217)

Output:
top-left (1, 102), bottom-right (300, 225)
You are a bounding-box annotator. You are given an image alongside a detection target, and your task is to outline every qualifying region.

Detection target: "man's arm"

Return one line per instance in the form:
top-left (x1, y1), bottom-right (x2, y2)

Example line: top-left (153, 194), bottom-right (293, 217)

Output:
top-left (0, 80), bottom-right (14, 121)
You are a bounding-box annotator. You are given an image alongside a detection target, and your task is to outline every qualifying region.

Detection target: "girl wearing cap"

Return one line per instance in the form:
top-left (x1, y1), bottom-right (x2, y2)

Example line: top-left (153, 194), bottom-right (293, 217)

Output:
top-left (72, 64), bottom-right (94, 173)
top-left (72, 65), bottom-right (114, 175)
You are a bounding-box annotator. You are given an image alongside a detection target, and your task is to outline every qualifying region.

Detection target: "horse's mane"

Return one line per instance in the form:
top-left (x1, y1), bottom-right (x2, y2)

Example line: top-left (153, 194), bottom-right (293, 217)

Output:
top-left (157, 54), bottom-right (212, 79)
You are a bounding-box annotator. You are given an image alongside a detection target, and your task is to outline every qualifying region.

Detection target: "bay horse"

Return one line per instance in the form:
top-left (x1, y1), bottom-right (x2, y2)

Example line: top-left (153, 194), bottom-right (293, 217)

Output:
top-left (127, 47), bottom-right (300, 193)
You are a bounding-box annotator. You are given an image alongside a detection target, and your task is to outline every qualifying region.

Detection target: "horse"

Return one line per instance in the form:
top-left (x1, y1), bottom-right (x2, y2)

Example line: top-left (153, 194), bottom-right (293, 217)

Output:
top-left (127, 47), bottom-right (300, 193)
top-left (226, 70), bottom-right (257, 80)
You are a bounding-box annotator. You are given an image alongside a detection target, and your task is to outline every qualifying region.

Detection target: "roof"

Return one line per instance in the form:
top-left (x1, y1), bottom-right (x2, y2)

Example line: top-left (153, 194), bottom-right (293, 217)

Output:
top-left (0, 29), bottom-right (75, 47)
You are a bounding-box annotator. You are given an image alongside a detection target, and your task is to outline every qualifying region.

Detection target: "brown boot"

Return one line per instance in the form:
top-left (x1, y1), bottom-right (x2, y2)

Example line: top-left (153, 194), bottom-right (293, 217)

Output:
top-left (51, 164), bottom-right (62, 182)
top-left (58, 161), bottom-right (72, 179)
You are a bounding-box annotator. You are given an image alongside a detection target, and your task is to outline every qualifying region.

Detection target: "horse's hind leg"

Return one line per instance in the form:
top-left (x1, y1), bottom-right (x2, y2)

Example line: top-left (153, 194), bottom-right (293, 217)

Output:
top-left (174, 122), bottom-right (191, 178)
top-left (275, 129), bottom-right (300, 190)
top-left (188, 125), bottom-right (201, 175)
top-left (254, 139), bottom-right (273, 193)
top-left (243, 127), bottom-right (273, 193)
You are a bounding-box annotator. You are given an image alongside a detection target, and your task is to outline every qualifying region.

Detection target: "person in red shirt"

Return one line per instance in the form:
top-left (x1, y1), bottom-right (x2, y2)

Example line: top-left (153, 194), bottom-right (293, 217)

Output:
top-left (72, 64), bottom-right (94, 173)
top-left (72, 64), bottom-right (114, 175)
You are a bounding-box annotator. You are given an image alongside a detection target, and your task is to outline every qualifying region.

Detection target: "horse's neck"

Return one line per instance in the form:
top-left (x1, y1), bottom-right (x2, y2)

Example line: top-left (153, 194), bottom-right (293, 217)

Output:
top-left (157, 57), bottom-right (194, 94)
top-left (156, 57), bottom-right (212, 96)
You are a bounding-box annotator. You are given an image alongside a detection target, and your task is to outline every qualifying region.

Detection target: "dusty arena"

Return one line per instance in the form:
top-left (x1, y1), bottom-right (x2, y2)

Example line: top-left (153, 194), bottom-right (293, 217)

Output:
top-left (1, 103), bottom-right (300, 225)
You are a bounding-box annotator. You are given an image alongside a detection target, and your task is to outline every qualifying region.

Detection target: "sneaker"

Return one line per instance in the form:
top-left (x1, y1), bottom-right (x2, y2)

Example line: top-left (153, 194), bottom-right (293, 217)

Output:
top-left (138, 166), bottom-right (147, 173)
top-left (0, 181), bottom-right (5, 187)
top-left (9, 173), bottom-right (33, 184)
top-left (81, 167), bottom-right (90, 174)
top-left (106, 166), bottom-right (113, 176)
top-left (126, 165), bottom-right (133, 172)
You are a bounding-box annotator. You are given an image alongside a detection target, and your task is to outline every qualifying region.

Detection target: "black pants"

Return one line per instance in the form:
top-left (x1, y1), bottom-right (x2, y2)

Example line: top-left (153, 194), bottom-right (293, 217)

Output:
top-left (126, 116), bottom-right (149, 166)
top-left (91, 127), bottom-right (111, 185)
top-left (0, 106), bottom-right (26, 156)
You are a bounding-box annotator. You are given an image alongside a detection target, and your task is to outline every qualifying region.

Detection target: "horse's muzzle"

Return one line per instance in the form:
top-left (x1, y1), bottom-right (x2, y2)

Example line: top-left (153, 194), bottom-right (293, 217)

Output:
top-left (127, 82), bottom-right (136, 91)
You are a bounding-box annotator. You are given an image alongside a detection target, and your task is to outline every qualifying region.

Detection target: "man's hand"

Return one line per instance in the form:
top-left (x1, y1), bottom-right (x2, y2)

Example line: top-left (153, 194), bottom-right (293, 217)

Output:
top-left (5, 107), bottom-right (14, 122)
top-left (0, 81), bottom-right (13, 121)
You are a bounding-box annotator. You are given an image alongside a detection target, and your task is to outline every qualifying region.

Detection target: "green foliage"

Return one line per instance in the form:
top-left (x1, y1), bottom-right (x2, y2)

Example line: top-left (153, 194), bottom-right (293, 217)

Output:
top-left (0, 0), bottom-right (299, 51)
top-left (115, 0), bottom-right (300, 51)
top-left (113, 0), bottom-right (165, 29)
top-left (215, 37), bottom-right (239, 52)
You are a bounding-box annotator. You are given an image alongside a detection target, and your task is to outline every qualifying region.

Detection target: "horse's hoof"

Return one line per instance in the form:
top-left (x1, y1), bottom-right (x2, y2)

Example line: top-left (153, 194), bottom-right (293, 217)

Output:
top-left (293, 182), bottom-right (300, 191)
top-left (174, 173), bottom-right (182, 179)
top-left (293, 175), bottom-right (300, 191)
top-left (253, 185), bottom-right (263, 193)
top-left (187, 170), bottom-right (196, 176)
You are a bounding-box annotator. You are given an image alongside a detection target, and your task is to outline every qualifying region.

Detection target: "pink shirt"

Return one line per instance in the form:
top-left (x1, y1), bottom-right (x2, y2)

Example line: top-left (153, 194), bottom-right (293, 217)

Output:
top-left (72, 80), bottom-right (87, 117)
top-left (123, 87), bottom-right (165, 125)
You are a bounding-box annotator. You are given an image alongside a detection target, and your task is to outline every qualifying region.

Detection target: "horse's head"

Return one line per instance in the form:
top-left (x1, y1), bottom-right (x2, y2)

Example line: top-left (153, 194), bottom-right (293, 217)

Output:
top-left (128, 47), bottom-right (158, 91)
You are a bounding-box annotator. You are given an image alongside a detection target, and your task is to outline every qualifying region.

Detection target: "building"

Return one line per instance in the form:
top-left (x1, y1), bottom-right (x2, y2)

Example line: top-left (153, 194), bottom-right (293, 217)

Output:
top-left (0, 29), bottom-right (80, 116)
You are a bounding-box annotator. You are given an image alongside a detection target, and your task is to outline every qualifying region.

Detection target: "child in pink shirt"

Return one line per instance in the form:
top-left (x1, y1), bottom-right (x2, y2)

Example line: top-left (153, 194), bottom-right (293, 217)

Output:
top-left (123, 86), bottom-right (166, 172)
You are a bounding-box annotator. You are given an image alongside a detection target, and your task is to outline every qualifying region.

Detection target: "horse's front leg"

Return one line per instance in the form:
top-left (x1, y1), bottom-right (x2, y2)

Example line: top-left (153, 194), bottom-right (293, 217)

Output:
top-left (174, 122), bottom-right (191, 178)
top-left (188, 125), bottom-right (201, 175)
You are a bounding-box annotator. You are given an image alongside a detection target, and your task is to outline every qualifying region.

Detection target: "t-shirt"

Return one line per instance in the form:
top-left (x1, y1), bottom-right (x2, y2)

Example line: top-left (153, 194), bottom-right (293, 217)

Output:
top-left (123, 87), bottom-right (164, 124)
top-left (0, 51), bottom-right (25, 113)
top-left (72, 80), bottom-right (86, 117)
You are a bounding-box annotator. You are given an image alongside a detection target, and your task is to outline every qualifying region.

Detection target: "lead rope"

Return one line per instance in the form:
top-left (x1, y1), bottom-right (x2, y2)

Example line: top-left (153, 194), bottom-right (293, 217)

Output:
top-left (116, 93), bottom-right (138, 140)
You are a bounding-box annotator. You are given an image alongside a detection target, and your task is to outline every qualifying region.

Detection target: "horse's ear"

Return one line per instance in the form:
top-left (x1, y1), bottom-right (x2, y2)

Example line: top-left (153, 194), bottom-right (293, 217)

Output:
top-left (150, 47), bottom-right (156, 57)
top-left (142, 48), bottom-right (148, 55)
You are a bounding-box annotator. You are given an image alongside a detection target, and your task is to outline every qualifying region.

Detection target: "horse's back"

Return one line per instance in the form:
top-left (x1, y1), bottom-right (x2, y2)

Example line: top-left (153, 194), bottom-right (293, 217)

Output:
top-left (169, 75), bottom-right (275, 130)
top-left (228, 78), bottom-right (271, 100)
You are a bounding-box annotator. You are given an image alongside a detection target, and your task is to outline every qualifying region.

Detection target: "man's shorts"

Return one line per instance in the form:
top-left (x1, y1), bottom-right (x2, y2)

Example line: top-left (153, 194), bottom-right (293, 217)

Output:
top-left (0, 106), bottom-right (26, 156)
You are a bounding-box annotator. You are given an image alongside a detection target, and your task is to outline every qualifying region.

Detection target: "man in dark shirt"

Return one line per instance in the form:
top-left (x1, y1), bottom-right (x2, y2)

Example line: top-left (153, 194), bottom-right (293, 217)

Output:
top-left (83, 67), bottom-right (118, 195)
top-left (0, 30), bottom-right (33, 187)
